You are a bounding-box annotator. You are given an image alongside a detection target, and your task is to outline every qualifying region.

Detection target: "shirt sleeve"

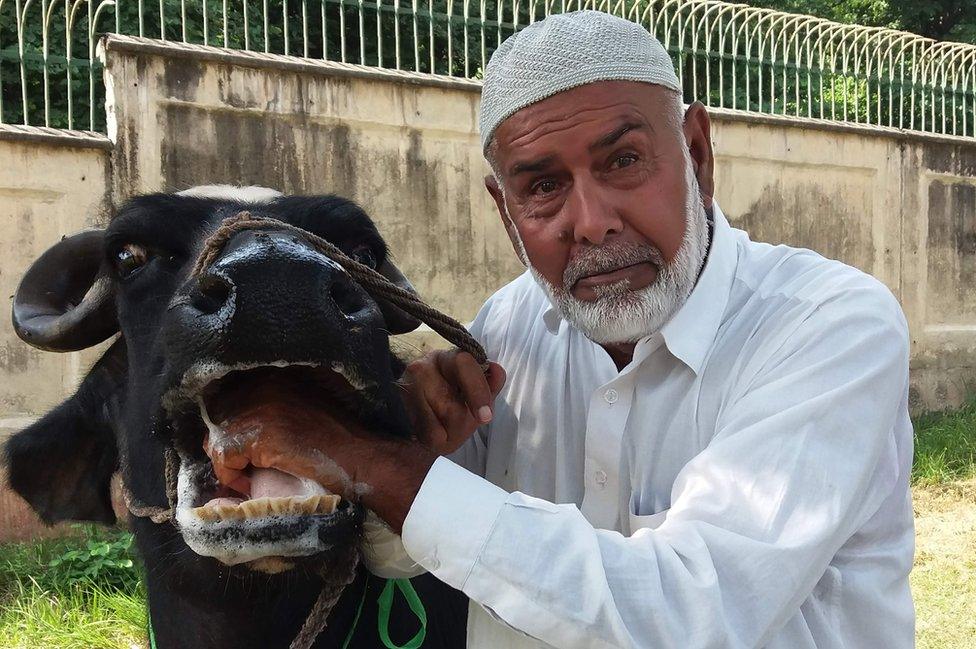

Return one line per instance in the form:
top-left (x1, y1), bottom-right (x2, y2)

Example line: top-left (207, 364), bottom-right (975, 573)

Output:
top-left (362, 298), bottom-right (498, 578)
top-left (400, 282), bottom-right (911, 648)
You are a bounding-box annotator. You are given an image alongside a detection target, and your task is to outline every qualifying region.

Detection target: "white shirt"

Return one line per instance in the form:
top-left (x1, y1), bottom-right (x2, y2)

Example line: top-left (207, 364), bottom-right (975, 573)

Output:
top-left (367, 204), bottom-right (915, 648)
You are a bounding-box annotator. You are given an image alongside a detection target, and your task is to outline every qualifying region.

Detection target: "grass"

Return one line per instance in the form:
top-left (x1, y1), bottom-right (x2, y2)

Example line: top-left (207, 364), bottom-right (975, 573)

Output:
top-left (0, 402), bottom-right (973, 649)
top-left (0, 527), bottom-right (147, 649)
top-left (912, 399), bottom-right (976, 485)
top-left (910, 399), bottom-right (976, 649)
top-left (911, 481), bottom-right (976, 649)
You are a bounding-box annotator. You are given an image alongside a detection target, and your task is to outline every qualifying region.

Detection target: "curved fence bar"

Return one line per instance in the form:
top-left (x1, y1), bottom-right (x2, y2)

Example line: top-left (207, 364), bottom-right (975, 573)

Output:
top-left (0, 0), bottom-right (974, 136)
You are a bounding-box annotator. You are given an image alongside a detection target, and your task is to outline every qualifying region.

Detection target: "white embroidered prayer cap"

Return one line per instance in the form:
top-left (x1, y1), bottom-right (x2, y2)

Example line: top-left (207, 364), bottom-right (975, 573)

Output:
top-left (479, 10), bottom-right (681, 152)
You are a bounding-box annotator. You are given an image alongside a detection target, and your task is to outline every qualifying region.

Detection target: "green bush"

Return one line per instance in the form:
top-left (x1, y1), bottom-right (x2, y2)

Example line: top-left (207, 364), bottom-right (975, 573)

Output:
top-left (44, 532), bottom-right (138, 593)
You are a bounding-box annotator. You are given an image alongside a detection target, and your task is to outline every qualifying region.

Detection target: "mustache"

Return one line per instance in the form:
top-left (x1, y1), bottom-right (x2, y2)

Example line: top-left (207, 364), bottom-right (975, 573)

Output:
top-left (563, 241), bottom-right (664, 288)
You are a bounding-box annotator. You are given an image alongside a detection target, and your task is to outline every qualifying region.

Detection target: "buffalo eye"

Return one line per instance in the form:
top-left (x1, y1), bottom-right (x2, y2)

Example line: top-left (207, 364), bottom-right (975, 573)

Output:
top-left (350, 245), bottom-right (378, 270)
top-left (115, 243), bottom-right (149, 279)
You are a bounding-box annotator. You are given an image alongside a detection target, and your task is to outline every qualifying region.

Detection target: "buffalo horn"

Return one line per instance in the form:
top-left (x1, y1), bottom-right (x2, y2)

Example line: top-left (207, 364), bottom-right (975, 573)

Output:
top-left (12, 230), bottom-right (118, 352)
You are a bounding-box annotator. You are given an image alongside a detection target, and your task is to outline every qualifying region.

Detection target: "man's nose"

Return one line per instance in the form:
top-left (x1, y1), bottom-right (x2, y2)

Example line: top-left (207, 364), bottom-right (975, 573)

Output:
top-left (566, 180), bottom-right (623, 246)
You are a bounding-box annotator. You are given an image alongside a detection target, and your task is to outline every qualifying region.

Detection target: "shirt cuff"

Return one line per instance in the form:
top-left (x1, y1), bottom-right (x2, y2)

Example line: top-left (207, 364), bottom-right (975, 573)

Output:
top-left (401, 455), bottom-right (510, 590)
top-left (361, 510), bottom-right (428, 579)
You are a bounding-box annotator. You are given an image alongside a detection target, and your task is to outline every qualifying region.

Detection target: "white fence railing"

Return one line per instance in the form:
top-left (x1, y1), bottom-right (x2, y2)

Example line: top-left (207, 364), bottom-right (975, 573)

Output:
top-left (1, 0), bottom-right (975, 136)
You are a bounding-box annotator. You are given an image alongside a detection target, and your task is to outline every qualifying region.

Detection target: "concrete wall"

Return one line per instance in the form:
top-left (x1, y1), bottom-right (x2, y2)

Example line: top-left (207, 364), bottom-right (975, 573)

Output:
top-left (713, 111), bottom-right (976, 410)
top-left (99, 36), bottom-right (976, 411)
top-left (0, 125), bottom-right (113, 539)
top-left (708, 113), bottom-right (976, 409)
top-left (3, 34), bottom-right (976, 538)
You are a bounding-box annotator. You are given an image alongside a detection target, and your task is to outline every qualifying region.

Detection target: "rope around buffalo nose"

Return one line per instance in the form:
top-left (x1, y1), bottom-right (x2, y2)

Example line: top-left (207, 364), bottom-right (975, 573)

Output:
top-left (126, 211), bottom-right (488, 649)
top-left (192, 211), bottom-right (489, 369)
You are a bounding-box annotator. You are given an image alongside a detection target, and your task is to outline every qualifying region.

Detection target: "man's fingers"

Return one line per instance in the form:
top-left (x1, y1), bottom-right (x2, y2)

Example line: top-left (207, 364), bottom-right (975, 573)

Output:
top-left (410, 390), bottom-right (451, 452)
top-left (442, 351), bottom-right (495, 424)
top-left (486, 361), bottom-right (506, 397)
top-left (405, 353), bottom-right (481, 451)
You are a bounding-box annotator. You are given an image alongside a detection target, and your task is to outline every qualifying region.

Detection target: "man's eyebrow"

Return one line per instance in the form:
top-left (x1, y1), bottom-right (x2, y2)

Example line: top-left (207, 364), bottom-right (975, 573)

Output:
top-left (509, 155), bottom-right (556, 176)
top-left (589, 122), bottom-right (647, 151)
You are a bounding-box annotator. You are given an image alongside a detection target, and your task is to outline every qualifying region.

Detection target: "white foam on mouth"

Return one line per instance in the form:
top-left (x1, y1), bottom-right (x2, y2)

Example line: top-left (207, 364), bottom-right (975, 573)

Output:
top-left (197, 396), bottom-right (260, 469)
top-left (166, 359), bottom-right (382, 565)
top-left (174, 461), bottom-right (338, 566)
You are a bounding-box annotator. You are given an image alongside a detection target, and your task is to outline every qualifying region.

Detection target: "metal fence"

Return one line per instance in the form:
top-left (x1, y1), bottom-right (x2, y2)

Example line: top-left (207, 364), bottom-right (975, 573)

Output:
top-left (1, 0), bottom-right (975, 136)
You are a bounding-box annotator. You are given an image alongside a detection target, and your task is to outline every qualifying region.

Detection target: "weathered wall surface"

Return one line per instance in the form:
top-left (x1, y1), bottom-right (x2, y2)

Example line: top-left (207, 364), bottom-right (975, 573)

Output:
top-left (101, 36), bottom-right (976, 411)
top-left (3, 35), bottom-right (976, 539)
top-left (0, 125), bottom-right (113, 539)
top-left (710, 113), bottom-right (976, 409)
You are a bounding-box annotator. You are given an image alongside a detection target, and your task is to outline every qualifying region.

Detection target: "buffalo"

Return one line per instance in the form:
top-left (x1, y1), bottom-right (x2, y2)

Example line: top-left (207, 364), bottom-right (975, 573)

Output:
top-left (3, 186), bottom-right (466, 648)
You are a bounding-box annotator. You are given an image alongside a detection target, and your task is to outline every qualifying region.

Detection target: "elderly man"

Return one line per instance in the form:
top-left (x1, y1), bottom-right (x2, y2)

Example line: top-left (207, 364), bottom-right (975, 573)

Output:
top-left (310, 10), bottom-right (915, 648)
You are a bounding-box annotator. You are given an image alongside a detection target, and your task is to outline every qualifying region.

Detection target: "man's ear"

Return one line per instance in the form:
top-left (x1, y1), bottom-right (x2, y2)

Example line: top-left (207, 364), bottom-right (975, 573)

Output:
top-left (682, 101), bottom-right (715, 210)
top-left (3, 341), bottom-right (125, 525)
top-left (485, 175), bottom-right (527, 267)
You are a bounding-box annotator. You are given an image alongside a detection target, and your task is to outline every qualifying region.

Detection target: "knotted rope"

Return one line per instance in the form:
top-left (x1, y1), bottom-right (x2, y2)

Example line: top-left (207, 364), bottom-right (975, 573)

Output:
top-left (122, 445), bottom-right (180, 524)
top-left (123, 211), bottom-right (488, 648)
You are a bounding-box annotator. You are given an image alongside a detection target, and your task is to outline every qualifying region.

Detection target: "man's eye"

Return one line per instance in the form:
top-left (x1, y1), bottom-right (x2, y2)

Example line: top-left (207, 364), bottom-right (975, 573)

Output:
top-left (350, 246), bottom-right (378, 269)
top-left (611, 154), bottom-right (638, 170)
top-left (531, 179), bottom-right (559, 196)
top-left (115, 244), bottom-right (149, 279)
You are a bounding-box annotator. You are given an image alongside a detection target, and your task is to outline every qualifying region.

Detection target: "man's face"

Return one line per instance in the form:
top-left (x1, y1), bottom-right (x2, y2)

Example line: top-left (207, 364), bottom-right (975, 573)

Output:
top-left (487, 81), bottom-right (715, 344)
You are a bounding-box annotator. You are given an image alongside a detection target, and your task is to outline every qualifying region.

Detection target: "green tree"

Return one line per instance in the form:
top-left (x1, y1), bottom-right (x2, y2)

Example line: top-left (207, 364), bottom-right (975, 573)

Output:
top-left (748, 0), bottom-right (976, 44)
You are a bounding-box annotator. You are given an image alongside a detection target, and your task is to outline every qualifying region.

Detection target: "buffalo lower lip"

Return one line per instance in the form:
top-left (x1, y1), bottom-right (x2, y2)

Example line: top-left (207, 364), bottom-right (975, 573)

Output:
top-left (173, 458), bottom-right (363, 566)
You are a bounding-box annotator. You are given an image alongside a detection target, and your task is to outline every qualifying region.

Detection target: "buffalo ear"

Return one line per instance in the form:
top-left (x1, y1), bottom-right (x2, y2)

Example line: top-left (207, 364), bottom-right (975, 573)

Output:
top-left (3, 342), bottom-right (125, 525)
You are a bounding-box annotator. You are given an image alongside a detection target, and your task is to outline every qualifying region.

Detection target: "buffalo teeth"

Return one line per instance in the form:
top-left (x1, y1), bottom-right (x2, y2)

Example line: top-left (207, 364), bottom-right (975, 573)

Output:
top-left (191, 494), bottom-right (341, 521)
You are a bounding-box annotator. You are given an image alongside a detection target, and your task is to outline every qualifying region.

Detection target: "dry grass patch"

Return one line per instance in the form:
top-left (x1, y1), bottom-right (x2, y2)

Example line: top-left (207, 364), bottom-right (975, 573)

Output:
top-left (911, 479), bottom-right (976, 649)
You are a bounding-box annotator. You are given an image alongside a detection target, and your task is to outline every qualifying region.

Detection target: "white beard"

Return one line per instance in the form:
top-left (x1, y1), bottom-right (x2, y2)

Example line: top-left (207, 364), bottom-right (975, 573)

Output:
top-left (510, 153), bottom-right (710, 345)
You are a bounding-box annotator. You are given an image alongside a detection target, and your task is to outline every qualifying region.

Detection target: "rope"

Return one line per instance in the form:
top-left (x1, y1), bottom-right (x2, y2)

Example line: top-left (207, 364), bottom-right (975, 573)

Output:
top-left (289, 548), bottom-right (361, 649)
top-left (122, 446), bottom-right (179, 524)
top-left (192, 211), bottom-right (488, 368)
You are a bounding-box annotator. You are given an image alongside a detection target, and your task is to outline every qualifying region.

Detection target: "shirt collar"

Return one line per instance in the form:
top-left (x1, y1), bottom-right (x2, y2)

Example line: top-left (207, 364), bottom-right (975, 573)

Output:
top-left (540, 202), bottom-right (739, 374)
top-left (658, 202), bottom-right (738, 374)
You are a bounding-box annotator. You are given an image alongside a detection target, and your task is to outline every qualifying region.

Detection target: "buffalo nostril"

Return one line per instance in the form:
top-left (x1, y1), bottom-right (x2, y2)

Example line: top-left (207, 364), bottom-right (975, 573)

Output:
top-left (190, 274), bottom-right (233, 315)
top-left (328, 277), bottom-right (370, 319)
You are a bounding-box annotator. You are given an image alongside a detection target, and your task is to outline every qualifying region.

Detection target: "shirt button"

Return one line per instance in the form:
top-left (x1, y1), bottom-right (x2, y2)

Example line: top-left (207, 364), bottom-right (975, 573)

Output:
top-left (594, 470), bottom-right (608, 486)
top-left (604, 389), bottom-right (618, 404)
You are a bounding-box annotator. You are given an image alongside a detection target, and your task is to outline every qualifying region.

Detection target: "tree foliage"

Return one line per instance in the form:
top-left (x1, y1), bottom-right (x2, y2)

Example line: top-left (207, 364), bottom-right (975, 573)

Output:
top-left (749, 0), bottom-right (976, 44)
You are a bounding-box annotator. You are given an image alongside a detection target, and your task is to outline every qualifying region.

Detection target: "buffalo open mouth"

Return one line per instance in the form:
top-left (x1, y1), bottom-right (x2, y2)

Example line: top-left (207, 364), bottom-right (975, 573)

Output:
top-left (167, 363), bottom-right (378, 570)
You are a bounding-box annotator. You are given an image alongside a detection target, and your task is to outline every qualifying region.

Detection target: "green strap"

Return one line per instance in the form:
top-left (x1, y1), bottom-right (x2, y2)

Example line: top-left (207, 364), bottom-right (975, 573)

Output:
top-left (377, 578), bottom-right (428, 649)
top-left (148, 611), bottom-right (158, 649)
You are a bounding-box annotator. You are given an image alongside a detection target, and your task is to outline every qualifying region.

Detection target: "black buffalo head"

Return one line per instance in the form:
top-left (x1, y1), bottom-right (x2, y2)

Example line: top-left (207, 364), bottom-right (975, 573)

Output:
top-left (5, 186), bottom-right (423, 577)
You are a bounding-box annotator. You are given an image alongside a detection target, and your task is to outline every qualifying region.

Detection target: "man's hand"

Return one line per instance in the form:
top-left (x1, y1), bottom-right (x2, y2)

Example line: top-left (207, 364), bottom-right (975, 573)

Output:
top-left (210, 350), bottom-right (505, 533)
top-left (398, 350), bottom-right (506, 455)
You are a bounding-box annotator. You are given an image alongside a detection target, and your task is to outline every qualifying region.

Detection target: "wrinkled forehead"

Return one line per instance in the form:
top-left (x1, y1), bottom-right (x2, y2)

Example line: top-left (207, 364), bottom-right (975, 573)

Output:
top-left (489, 81), bottom-right (680, 166)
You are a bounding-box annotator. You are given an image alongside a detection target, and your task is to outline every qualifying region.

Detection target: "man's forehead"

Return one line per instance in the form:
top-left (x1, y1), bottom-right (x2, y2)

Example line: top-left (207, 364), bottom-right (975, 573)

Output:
top-left (492, 81), bottom-right (669, 153)
top-left (501, 118), bottom-right (652, 176)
